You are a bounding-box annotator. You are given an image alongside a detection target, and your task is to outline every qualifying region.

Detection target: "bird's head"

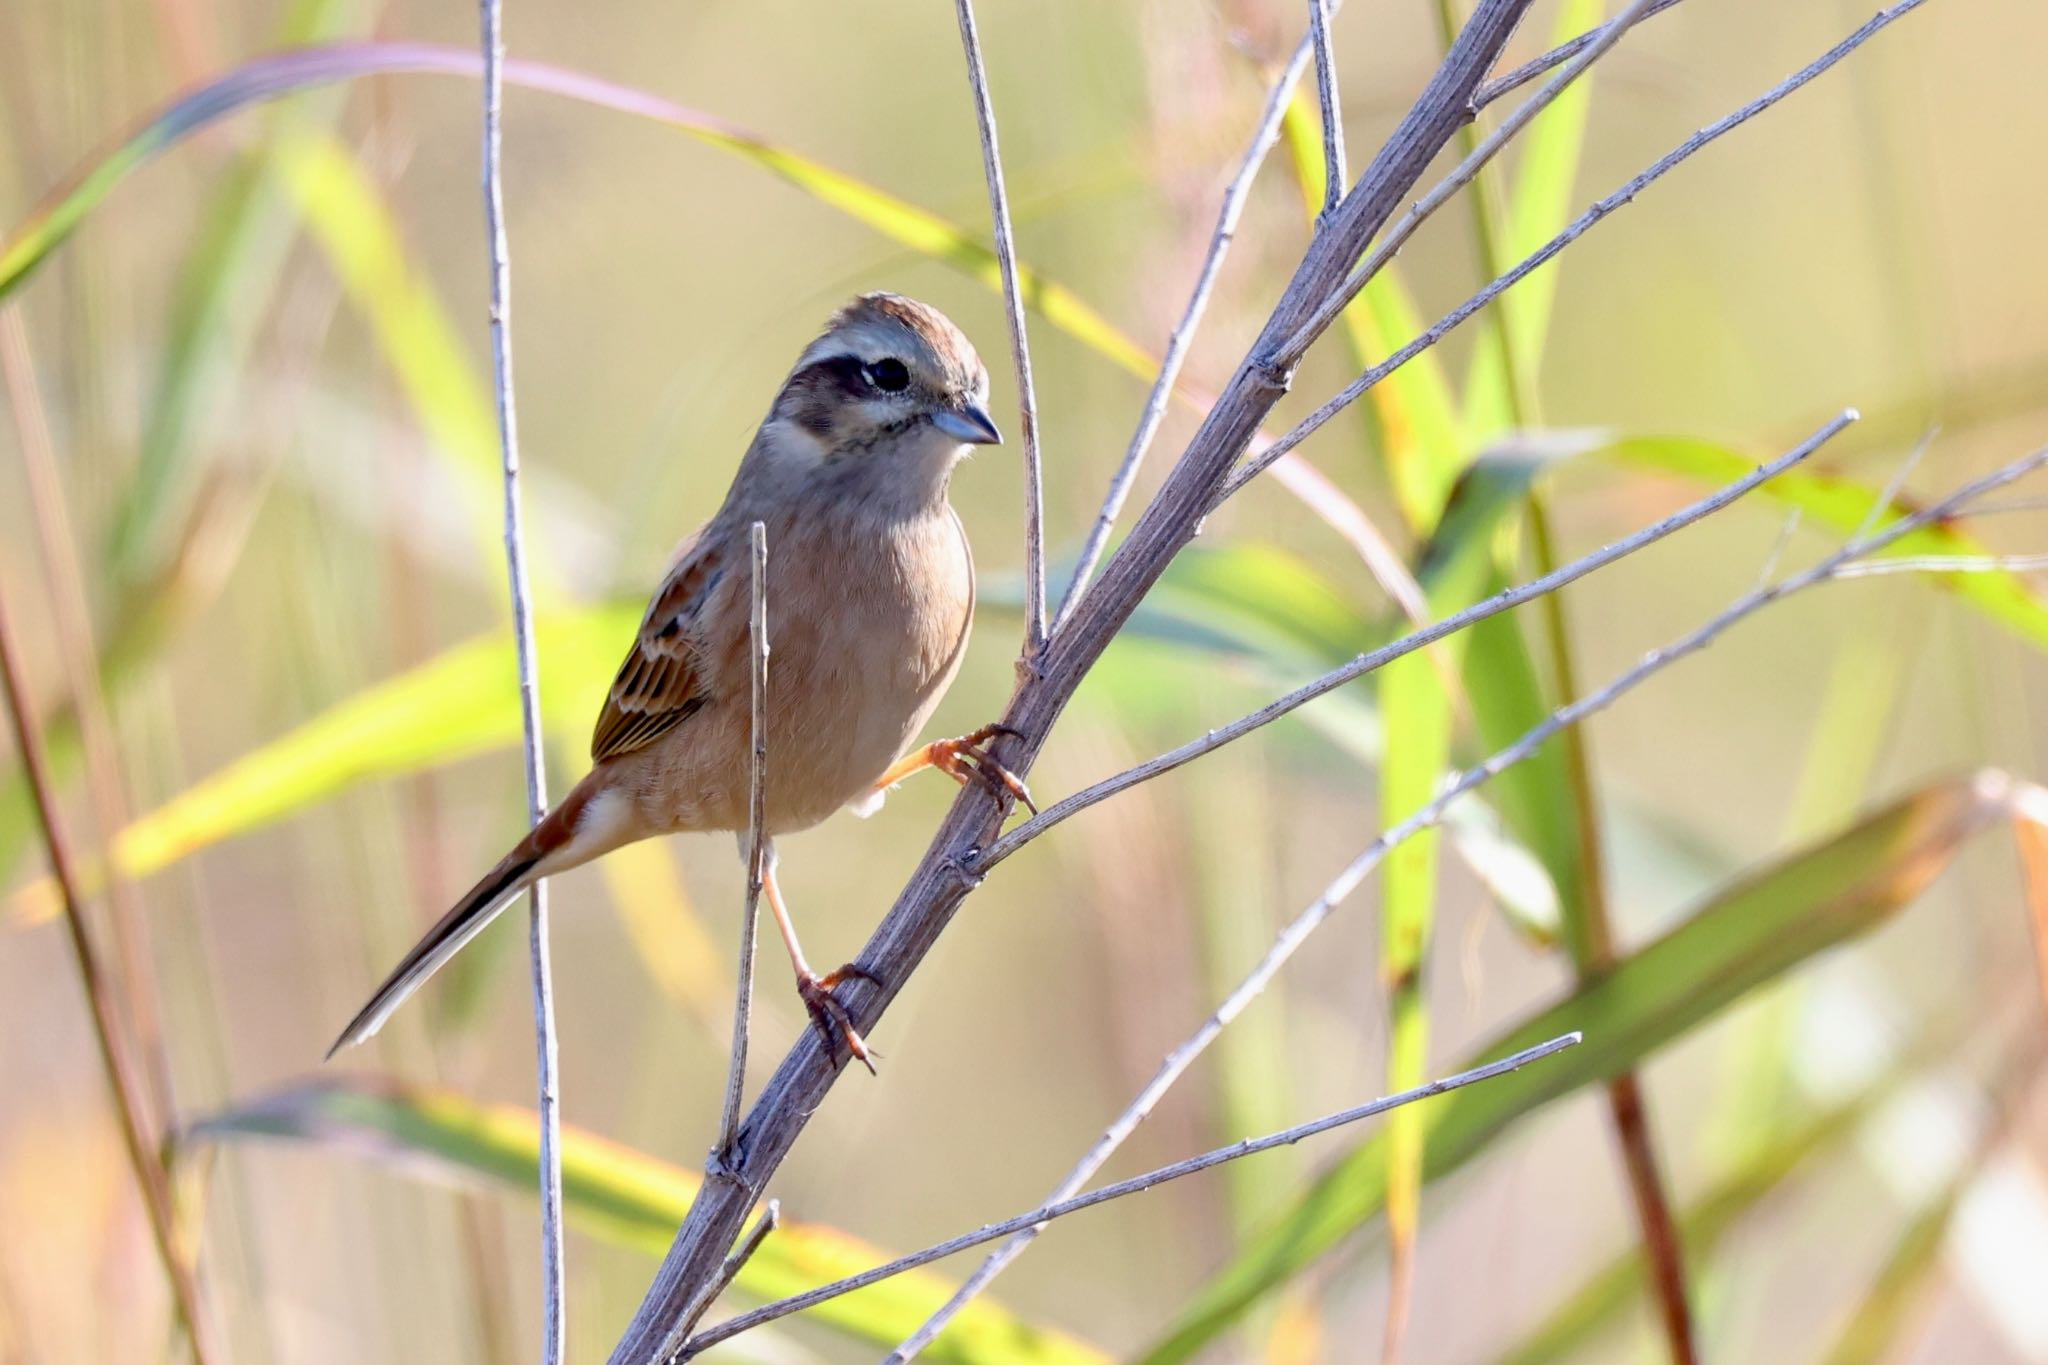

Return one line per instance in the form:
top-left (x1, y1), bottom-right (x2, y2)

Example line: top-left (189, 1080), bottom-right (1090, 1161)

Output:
top-left (771, 294), bottom-right (1001, 473)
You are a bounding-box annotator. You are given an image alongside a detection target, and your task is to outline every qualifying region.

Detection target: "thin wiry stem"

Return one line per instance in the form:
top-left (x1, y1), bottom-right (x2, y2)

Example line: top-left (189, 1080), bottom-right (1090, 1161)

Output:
top-left (681, 1035), bottom-right (1577, 1360)
top-left (1829, 553), bottom-right (2048, 578)
top-left (715, 524), bottom-right (770, 1162)
top-left (951, 0), bottom-right (1047, 657)
top-left (1051, 13), bottom-right (1328, 634)
top-left (1308, 0), bottom-right (1347, 224)
top-left (1226, 0), bottom-right (1934, 502)
top-left (479, 0), bottom-right (564, 1353)
top-left (984, 414), bottom-right (1853, 869)
top-left (1471, 0), bottom-right (1694, 112)
top-left (0, 585), bottom-right (219, 1365)
top-left (695, 1200), bottom-right (779, 1325)
top-left (899, 417), bottom-right (1843, 1342)
top-left (915, 438), bottom-right (2047, 1341)
top-left (1279, 0), bottom-right (1661, 368)
top-left (3, 310), bottom-right (177, 1128)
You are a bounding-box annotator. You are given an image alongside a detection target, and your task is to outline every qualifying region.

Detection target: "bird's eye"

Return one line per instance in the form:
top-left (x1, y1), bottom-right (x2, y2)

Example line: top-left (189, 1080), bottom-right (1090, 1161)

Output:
top-left (866, 358), bottom-right (911, 392)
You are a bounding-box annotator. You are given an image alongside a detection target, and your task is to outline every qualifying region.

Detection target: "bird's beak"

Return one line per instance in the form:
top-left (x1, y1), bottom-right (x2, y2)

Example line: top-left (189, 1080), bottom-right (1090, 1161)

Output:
top-left (932, 404), bottom-right (1003, 446)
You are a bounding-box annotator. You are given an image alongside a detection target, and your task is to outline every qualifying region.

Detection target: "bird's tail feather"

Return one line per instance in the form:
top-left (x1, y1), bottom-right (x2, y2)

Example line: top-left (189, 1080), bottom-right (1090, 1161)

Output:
top-left (327, 779), bottom-right (617, 1058)
top-left (326, 848), bottom-right (539, 1058)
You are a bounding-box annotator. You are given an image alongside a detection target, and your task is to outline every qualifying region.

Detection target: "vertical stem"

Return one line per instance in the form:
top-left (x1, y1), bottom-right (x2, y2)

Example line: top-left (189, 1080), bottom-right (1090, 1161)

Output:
top-left (1428, 0), bottom-right (1694, 1351)
top-left (0, 585), bottom-right (217, 1364)
top-left (1527, 503), bottom-right (1695, 1365)
top-left (1309, 0), bottom-right (1348, 224)
top-left (951, 0), bottom-right (1047, 657)
top-left (478, 0), bottom-right (564, 1355)
top-left (715, 523), bottom-right (770, 1161)
top-left (2, 308), bottom-right (176, 1128)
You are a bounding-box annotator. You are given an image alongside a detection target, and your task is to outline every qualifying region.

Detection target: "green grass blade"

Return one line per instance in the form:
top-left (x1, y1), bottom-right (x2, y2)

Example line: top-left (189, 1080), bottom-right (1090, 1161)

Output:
top-left (1493, 1068), bottom-right (1901, 1365)
top-left (4, 603), bottom-right (639, 927)
top-left (1279, 89), bottom-right (1464, 532)
top-left (1464, 0), bottom-right (1603, 434)
top-left (1605, 436), bottom-right (2048, 650)
top-left (271, 128), bottom-right (526, 583)
top-left (192, 1078), bottom-right (1107, 1364)
top-left (1140, 771), bottom-right (2031, 1363)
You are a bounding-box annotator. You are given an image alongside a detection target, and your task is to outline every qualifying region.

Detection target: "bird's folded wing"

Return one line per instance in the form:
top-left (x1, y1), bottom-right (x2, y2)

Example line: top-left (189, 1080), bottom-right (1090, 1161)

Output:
top-left (590, 534), bottom-right (722, 762)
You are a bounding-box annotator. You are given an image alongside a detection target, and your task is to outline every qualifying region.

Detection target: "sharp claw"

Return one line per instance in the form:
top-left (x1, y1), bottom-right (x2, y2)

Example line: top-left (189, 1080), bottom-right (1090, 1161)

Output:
top-left (797, 970), bottom-right (878, 1075)
top-left (957, 743), bottom-right (1038, 815)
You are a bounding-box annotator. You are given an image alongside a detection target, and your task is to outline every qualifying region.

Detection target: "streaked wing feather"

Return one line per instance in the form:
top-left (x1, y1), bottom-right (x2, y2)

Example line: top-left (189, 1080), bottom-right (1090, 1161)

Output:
top-left (590, 534), bottom-right (723, 762)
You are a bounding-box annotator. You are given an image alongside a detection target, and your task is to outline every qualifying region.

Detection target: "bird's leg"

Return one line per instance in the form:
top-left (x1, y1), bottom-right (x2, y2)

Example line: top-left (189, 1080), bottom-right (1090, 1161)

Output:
top-left (761, 849), bottom-right (878, 1075)
top-left (871, 722), bottom-right (1037, 814)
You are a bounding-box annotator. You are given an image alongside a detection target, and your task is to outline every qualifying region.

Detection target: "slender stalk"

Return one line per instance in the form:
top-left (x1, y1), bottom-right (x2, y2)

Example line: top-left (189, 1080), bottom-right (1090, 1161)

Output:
top-left (2, 309), bottom-right (176, 1128)
top-left (951, 0), bottom-right (1047, 657)
top-left (1526, 492), bottom-right (1696, 1364)
top-left (1225, 0), bottom-right (1934, 501)
top-left (0, 585), bottom-right (217, 1364)
top-left (985, 416), bottom-right (1852, 869)
top-left (1308, 0), bottom-right (1347, 224)
top-left (1052, 12), bottom-right (1327, 632)
top-left (714, 523), bottom-right (770, 1162)
top-left (1472, 0), bottom-right (1693, 111)
top-left (1279, 0), bottom-right (1661, 367)
top-left (478, 0), bottom-right (564, 1353)
top-left (904, 440), bottom-right (2048, 1343)
top-left (684, 1036), bottom-right (1579, 1359)
top-left (695, 1200), bottom-right (779, 1327)
top-left (889, 418), bottom-right (1845, 1347)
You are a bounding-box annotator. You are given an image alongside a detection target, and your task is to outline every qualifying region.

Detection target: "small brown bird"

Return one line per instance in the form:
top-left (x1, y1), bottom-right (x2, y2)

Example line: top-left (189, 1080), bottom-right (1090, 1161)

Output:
top-left (329, 294), bottom-right (1028, 1068)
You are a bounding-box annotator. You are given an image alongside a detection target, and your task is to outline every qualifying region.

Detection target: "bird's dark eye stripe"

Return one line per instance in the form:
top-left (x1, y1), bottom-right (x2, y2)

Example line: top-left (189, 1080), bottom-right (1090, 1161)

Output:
top-left (800, 354), bottom-right (872, 397)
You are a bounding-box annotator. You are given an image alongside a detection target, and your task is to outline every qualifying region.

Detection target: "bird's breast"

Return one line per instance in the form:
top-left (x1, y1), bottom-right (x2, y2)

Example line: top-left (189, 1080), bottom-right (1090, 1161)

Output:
top-left (751, 504), bottom-right (973, 831)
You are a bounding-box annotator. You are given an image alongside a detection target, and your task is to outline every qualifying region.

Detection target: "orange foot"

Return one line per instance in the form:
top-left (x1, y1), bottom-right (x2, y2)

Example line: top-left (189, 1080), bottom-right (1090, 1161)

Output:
top-left (914, 723), bottom-right (1038, 814)
top-left (797, 963), bottom-right (881, 1075)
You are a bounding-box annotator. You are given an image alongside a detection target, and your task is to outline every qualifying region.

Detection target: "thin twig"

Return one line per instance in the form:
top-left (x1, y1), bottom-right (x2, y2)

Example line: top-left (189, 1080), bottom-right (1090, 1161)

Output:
top-left (715, 524), bottom-right (770, 1161)
top-left (479, 0), bottom-right (564, 1353)
top-left (1853, 425), bottom-right (1936, 541)
top-left (1052, 14), bottom-right (1326, 634)
top-left (1471, 0), bottom-right (1693, 112)
top-left (986, 414), bottom-right (1852, 869)
top-left (1308, 0), bottom-right (1347, 224)
top-left (892, 416), bottom-right (1845, 1343)
top-left (910, 439), bottom-right (2048, 1340)
top-left (0, 586), bottom-right (218, 1364)
top-left (952, 0), bottom-right (1047, 658)
top-left (1967, 495), bottom-right (2048, 517)
top-left (1226, 0), bottom-right (1934, 501)
top-left (681, 1035), bottom-right (1579, 1358)
top-left (1828, 553), bottom-right (2048, 579)
top-left (695, 1199), bottom-right (779, 1324)
top-left (1279, 0), bottom-right (1660, 367)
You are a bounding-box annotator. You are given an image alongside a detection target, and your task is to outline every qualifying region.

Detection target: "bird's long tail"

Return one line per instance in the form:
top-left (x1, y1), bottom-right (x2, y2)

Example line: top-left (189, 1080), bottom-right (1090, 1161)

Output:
top-left (326, 778), bottom-right (621, 1057)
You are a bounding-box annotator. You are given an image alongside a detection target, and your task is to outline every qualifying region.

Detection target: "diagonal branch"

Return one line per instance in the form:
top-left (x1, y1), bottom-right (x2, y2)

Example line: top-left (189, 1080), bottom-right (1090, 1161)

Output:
top-left (905, 438), bottom-right (2047, 1341)
top-left (1053, 9), bottom-right (1331, 633)
top-left (883, 417), bottom-right (1847, 1345)
top-left (1224, 0), bottom-right (1935, 501)
top-left (478, 0), bottom-right (565, 1354)
top-left (986, 415), bottom-right (1852, 868)
top-left (952, 0), bottom-right (1048, 658)
top-left (1472, 0), bottom-right (1694, 112)
top-left (683, 1035), bottom-right (1580, 1358)
top-left (1280, 0), bottom-right (1662, 367)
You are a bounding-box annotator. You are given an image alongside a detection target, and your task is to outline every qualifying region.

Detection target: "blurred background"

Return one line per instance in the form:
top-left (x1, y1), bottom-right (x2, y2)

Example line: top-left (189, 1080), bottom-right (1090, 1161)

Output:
top-left (3, 0), bottom-right (2047, 1360)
